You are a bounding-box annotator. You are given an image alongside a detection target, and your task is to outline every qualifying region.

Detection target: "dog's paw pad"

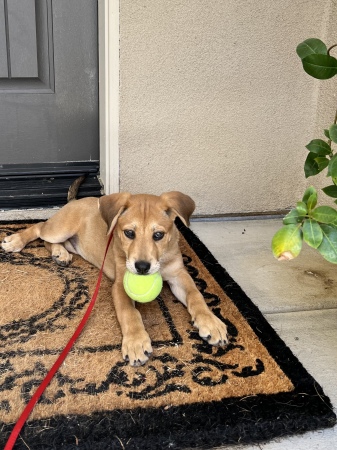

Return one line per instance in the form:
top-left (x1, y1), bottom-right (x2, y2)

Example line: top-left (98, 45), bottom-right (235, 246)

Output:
top-left (52, 255), bottom-right (72, 267)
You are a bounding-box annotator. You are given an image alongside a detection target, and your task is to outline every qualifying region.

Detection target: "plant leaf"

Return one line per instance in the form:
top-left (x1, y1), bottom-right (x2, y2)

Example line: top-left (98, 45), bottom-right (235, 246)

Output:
top-left (314, 156), bottom-right (329, 171)
top-left (324, 129), bottom-right (331, 139)
top-left (301, 54), bottom-right (337, 79)
top-left (302, 219), bottom-right (323, 249)
top-left (296, 201), bottom-right (307, 215)
top-left (310, 205), bottom-right (337, 224)
top-left (307, 192), bottom-right (318, 211)
top-left (329, 124), bottom-right (337, 144)
top-left (327, 154), bottom-right (337, 178)
top-left (305, 139), bottom-right (331, 156)
top-left (322, 185), bottom-right (337, 198)
top-left (302, 186), bottom-right (317, 203)
top-left (283, 208), bottom-right (304, 225)
top-left (317, 224), bottom-right (337, 263)
top-left (296, 38), bottom-right (328, 59)
top-left (304, 152), bottom-right (320, 178)
top-left (271, 225), bottom-right (303, 261)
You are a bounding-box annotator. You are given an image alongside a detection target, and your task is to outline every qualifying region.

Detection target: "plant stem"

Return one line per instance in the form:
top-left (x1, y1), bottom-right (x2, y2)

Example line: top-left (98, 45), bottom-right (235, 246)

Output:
top-left (324, 44), bottom-right (337, 151)
top-left (327, 43), bottom-right (337, 55)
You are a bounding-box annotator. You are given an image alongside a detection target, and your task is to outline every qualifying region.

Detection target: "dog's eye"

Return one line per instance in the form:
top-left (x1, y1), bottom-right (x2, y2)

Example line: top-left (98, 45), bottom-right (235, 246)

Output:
top-left (124, 230), bottom-right (135, 239)
top-left (153, 231), bottom-right (164, 241)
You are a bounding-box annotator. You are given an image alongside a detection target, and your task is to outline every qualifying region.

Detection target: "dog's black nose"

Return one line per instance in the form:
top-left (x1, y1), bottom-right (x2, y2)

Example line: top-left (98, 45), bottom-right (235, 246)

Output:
top-left (135, 260), bottom-right (151, 274)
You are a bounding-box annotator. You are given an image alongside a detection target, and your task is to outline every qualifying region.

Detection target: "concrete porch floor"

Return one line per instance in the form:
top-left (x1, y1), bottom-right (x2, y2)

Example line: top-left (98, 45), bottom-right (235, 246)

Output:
top-left (191, 218), bottom-right (337, 450)
top-left (1, 210), bottom-right (336, 449)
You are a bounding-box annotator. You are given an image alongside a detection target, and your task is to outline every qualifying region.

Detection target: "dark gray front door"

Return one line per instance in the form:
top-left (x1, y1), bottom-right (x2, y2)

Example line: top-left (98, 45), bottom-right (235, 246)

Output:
top-left (0, 0), bottom-right (100, 208)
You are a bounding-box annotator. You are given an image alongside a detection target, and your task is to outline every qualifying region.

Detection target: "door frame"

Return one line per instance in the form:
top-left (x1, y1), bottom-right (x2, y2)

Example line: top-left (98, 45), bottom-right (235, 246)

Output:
top-left (98, 0), bottom-right (119, 194)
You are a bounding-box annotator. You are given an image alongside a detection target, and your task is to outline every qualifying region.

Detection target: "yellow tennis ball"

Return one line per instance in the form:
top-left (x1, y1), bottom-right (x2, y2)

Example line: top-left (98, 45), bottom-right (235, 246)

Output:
top-left (123, 270), bottom-right (163, 303)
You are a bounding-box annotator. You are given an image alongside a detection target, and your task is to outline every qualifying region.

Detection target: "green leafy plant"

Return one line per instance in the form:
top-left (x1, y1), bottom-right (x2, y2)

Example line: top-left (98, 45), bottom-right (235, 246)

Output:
top-left (272, 38), bottom-right (337, 263)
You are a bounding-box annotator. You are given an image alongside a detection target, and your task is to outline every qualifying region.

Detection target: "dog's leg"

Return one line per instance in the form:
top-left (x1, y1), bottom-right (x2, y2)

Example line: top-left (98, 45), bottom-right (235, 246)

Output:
top-left (112, 281), bottom-right (153, 366)
top-left (167, 268), bottom-right (228, 346)
top-left (1, 222), bottom-right (45, 253)
top-left (2, 206), bottom-right (80, 255)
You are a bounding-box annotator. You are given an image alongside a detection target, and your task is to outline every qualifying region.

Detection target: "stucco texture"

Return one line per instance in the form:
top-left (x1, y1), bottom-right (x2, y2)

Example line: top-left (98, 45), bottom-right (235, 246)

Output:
top-left (119, 0), bottom-right (337, 216)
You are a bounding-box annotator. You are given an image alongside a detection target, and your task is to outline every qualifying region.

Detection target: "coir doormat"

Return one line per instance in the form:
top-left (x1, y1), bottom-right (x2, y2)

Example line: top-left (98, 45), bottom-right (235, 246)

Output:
top-left (0, 220), bottom-right (335, 449)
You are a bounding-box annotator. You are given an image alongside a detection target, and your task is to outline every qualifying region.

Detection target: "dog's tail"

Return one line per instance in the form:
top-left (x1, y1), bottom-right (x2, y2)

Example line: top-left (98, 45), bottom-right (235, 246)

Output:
top-left (67, 175), bottom-right (86, 202)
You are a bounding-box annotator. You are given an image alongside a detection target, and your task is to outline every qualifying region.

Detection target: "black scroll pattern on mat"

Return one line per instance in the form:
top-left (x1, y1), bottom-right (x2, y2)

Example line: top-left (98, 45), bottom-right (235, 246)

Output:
top-left (0, 226), bottom-right (90, 348)
top-left (182, 252), bottom-right (264, 387)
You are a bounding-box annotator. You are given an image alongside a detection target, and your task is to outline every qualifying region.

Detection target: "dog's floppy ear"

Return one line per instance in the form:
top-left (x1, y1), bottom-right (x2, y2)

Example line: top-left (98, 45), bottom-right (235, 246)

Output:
top-left (99, 192), bottom-right (131, 234)
top-left (160, 191), bottom-right (195, 227)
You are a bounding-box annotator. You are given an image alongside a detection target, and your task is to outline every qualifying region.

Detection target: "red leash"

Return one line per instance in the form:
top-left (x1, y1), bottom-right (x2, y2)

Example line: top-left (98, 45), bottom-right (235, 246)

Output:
top-left (4, 231), bottom-right (114, 450)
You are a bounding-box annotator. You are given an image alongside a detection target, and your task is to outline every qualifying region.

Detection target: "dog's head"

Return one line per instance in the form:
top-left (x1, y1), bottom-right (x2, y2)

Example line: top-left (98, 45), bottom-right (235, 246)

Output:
top-left (99, 191), bottom-right (195, 274)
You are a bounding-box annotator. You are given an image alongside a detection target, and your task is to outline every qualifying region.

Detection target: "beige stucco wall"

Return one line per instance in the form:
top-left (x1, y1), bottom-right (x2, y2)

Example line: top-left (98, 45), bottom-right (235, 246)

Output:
top-left (119, 0), bottom-right (337, 216)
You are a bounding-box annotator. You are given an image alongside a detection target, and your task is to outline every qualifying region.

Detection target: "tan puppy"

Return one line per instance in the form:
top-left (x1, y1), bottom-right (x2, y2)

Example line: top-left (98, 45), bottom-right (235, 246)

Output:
top-left (1, 192), bottom-right (228, 366)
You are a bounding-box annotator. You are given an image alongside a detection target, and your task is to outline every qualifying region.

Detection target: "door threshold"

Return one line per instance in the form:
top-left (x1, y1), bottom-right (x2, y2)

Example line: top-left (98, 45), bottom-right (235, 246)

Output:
top-left (0, 162), bottom-right (103, 209)
top-left (0, 208), bottom-right (57, 222)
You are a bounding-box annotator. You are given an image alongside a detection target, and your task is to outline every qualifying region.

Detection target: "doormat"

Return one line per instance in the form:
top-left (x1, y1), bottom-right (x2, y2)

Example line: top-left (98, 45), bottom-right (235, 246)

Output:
top-left (0, 220), bottom-right (335, 449)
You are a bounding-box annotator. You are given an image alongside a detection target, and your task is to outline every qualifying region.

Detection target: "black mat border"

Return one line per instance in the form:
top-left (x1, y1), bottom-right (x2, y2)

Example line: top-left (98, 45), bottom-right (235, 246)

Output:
top-left (0, 219), bottom-right (336, 450)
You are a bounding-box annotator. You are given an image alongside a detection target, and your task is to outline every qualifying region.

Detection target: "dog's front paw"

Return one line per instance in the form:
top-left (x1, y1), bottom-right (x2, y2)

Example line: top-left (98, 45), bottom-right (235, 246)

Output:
top-left (193, 312), bottom-right (228, 347)
top-left (1, 234), bottom-right (25, 253)
top-left (122, 331), bottom-right (153, 367)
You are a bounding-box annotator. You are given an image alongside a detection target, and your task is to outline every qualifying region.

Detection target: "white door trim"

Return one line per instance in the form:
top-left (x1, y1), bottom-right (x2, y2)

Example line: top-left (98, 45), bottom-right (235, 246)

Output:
top-left (98, 0), bottom-right (119, 194)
